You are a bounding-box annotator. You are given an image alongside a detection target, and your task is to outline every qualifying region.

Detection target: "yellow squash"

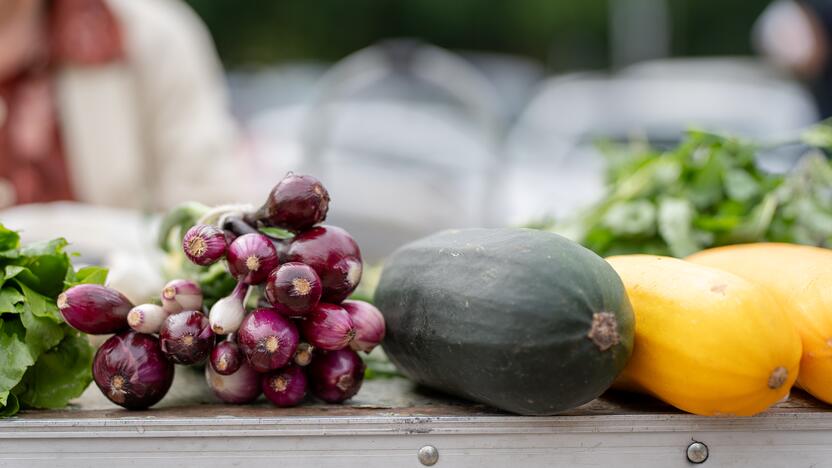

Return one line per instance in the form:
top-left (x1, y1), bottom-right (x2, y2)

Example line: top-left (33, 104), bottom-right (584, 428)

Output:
top-left (606, 255), bottom-right (802, 416)
top-left (688, 243), bottom-right (832, 404)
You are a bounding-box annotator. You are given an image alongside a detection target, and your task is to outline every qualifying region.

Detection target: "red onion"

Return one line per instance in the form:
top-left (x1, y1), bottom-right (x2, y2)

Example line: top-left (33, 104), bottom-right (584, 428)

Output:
top-left (208, 281), bottom-right (249, 335)
top-left (262, 365), bottom-right (307, 407)
top-left (252, 173), bottom-right (330, 232)
top-left (205, 361), bottom-right (261, 404)
top-left (293, 342), bottom-right (314, 367)
top-left (159, 310), bottom-right (214, 365)
top-left (182, 224), bottom-right (228, 266)
top-left (237, 308), bottom-right (299, 372)
top-left (287, 226), bottom-right (363, 303)
top-left (226, 233), bottom-right (280, 285)
top-left (127, 304), bottom-right (167, 334)
top-left (341, 300), bottom-right (386, 353)
top-left (93, 331), bottom-right (174, 410)
top-left (309, 349), bottom-right (365, 403)
top-left (210, 339), bottom-right (243, 376)
top-left (264, 262), bottom-right (322, 316)
top-left (161, 279), bottom-right (203, 314)
top-left (301, 303), bottom-right (356, 351)
top-left (57, 284), bottom-right (132, 334)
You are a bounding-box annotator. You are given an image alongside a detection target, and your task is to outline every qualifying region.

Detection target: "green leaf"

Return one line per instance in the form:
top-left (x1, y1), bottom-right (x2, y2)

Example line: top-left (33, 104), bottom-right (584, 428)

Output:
top-left (64, 266), bottom-right (109, 288)
top-left (259, 226), bottom-right (294, 239)
top-left (0, 318), bottom-right (35, 407)
top-left (0, 393), bottom-right (19, 417)
top-left (9, 238), bottom-right (70, 298)
top-left (0, 224), bottom-right (20, 252)
top-left (724, 169), bottom-right (760, 203)
top-left (16, 282), bottom-right (66, 360)
top-left (601, 200), bottom-right (656, 236)
top-left (0, 287), bottom-right (24, 313)
top-left (14, 333), bottom-right (93, 410)
top-left (657, 197), bottom-right (700, 257)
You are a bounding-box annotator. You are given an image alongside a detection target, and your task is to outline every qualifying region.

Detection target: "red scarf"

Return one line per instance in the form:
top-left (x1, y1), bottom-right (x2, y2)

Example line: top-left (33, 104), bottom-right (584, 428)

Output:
top-left (0, 0), bottom-right (123, 207)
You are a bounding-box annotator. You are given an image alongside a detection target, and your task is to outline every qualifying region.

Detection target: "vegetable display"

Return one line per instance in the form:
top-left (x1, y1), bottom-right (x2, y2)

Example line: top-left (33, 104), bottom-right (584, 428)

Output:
top-left (60, 173), bottom-right (380, 410)
top-left (606, 255), bottom-right (802, 416)
top-left (687, 243), bottom-right (832, 404)
top-left (0, 224), bottom-right (106, 417)
top-left (374, 228), bottom-right (634, 415)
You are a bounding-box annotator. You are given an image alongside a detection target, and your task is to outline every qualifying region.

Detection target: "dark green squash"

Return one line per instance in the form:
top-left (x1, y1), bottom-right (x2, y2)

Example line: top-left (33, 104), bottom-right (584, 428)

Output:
top-left (374, 228), bottom-right (634, 415)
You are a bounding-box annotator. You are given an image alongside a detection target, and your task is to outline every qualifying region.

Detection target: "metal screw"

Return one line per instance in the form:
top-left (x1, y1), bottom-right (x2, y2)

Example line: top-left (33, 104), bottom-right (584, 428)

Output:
top-left (686, 441), bottom-right (709, 464)
top-left (418, 445), bottom-right (439, 466)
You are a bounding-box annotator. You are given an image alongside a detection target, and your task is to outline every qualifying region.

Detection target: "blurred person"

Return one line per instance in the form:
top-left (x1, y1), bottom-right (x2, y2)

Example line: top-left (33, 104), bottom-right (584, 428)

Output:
top-left (755, 0), bottom-right (832, 118)
top-left (0, 0), bottom-right (245, 211)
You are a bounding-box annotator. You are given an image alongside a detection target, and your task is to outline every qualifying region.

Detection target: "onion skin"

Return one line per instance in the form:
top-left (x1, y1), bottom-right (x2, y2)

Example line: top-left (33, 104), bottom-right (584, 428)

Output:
top-left (309, 349), bottom-right (365, 403)
top-left (57, 284), bottom-right (133, 335)
top-left (205, 361), bottom-right (262, 404)
top-left (161, 279), bottom-right (203, 314)
top-left (226, 233), bottom-right (280, 285)
top-left (127, 304), bottom-right (167, 334)
top-left (209, 281), bottom-right (249, 335)
top-left (301, 303), bottom-right (356, 351)
top-left (253, 173), bottom-right (330, 233)
top-left (210, 339), bottom-right (243, 376)
top-left (93, 331), bottom-right (174, 410)
top-left (264, 262), bottom-right (322, 316)
top-left (341, 300), bottom-right (386, 353)
top-left (182, 224), bottom-right (228, 266)
top-left (262, 365), bottom-right (308, 407)
top-left (159, 310), bottom-right (215, 365)
top-left (237, 308), bottom-right (300, 372)
top-left (287, 226), bottom-right (363, 303)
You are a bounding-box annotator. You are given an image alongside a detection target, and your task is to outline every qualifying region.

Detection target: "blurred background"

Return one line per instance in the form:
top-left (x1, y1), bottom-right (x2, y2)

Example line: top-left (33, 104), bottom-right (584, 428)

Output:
top-left (3, 0), bottom-right (831, 299)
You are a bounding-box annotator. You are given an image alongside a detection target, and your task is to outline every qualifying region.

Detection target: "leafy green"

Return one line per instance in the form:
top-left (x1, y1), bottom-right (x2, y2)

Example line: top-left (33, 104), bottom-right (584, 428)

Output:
top-left (259, 226), bottom-right (293, 239)
top-left (0, 224), bottom-right (106, 417)
top-left (534, 125), bottom-right (832, 257)
top-left (12, 333), bottom-right (93, 409)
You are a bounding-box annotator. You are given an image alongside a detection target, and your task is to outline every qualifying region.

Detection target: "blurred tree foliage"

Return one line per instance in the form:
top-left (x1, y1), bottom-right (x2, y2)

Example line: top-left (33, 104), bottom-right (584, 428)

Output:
top-left (185, 0), bottom-right (772, 69)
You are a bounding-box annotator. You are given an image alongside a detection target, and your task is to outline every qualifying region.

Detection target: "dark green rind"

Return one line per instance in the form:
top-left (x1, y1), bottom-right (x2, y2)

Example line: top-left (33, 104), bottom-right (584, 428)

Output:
top-left (374, 228), bottom-right (634, 415)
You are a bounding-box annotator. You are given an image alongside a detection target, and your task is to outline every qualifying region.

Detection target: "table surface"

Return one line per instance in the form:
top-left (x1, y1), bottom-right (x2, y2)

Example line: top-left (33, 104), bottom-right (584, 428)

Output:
top-left (5, 366), bottom-right (832, 424)
top-left (4, 369), bottom-right (832, 468)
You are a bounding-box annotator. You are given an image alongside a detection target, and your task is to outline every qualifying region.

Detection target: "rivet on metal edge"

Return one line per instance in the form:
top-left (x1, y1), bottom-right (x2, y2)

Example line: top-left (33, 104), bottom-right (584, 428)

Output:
top-left (418, 445), bottom-right (439, 466)
top-left (686, 441), bottom-right (709, 464)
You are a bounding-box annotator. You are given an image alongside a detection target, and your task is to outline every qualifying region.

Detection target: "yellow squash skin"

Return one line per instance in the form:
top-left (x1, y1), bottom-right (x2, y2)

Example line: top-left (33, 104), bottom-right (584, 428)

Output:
top-left (688, 243), bottom-right (832, 404)
top-left (606, 255), bottom-right (802, 416)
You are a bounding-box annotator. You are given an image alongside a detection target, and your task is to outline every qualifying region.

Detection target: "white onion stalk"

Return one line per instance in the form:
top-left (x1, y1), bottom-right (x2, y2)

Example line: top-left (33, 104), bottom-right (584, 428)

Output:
top-left (127, 304), bottom-right (167, 334)
top-left (209, 281), bottom-right (249, 335)
top-left (161, 279), bottom-right (203, 313)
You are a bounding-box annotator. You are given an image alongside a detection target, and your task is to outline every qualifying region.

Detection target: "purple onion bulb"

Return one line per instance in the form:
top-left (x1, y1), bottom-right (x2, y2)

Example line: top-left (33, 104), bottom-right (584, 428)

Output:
top-left (341, 300), bottom-right (386, 353)
top-left (210, 339), bottom-right (243, 376)
top-left (264, 262), bottom-right (322, 316)
top-left (309, 349), bottom-right (366, 403)
top-left (262, 365), bottom-right (307, 407)
top-left (226, 233), bottom-right (280, 285)
top-left (286, 225), bottom-right (363, 303)
top-left (237, 308), bottom-right (300, 372)
top-left (93, 331), bottom-right (174, 410)
top-left (182, 224), bottom-right (228, 266)
top-left (58, 284), bottom-right (133, 335)
top-left (208, 281), bottom-right (249, 335)
top-left (159, 310), bottom-right (215, 365)
top-left (205, 361), bottom-right (262, 404)
top-left (161, 279), bottom-right (203, 314)
top-left (127, 304), bottom-right (167, 334)
top-left (300, 303), bottom-right (356, 351)
top-left (253, 173), bottom-right (330, 233)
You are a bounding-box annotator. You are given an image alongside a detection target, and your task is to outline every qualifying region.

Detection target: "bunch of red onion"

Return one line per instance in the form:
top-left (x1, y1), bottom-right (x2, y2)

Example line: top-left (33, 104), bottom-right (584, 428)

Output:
top-left (58, 173), bottom-right (383, 410)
